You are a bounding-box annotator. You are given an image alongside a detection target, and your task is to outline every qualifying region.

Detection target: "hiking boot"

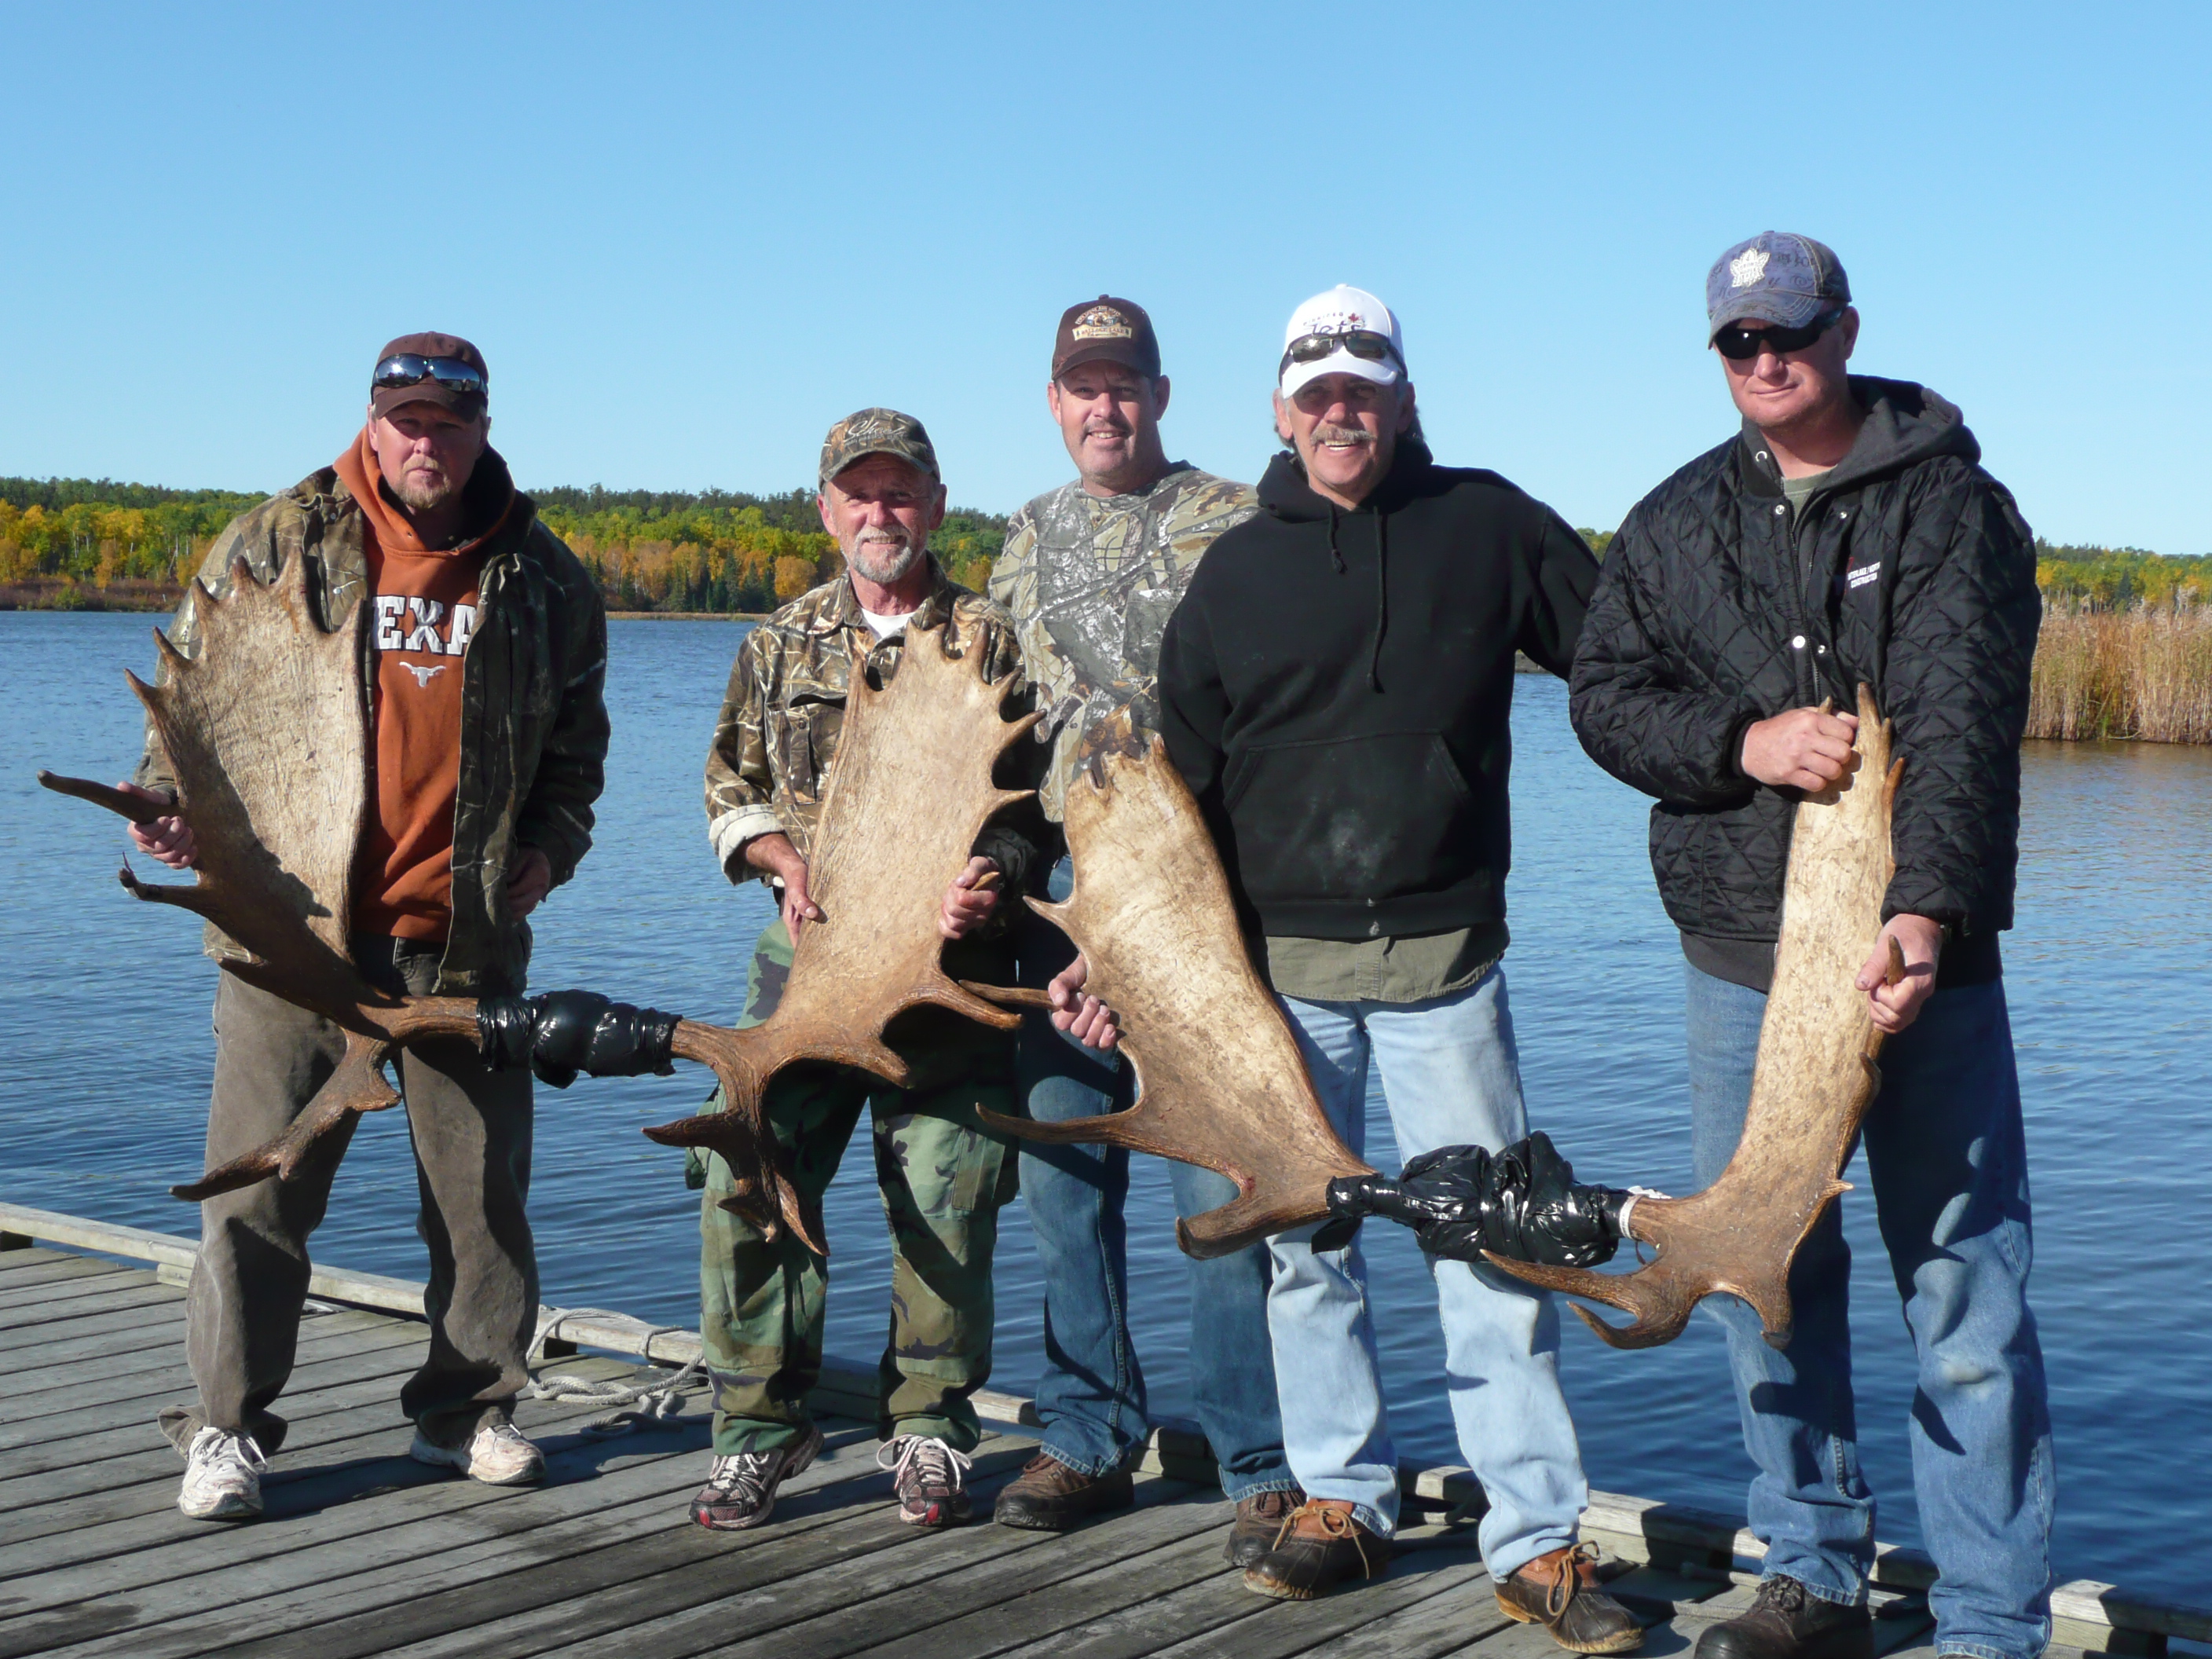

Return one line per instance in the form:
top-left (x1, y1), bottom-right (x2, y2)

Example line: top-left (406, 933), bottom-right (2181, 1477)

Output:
top-left (1497, 1543), bottom-right (1646, 1654)
top-left (992, 1452), bottom-right (1135, 1531)
top-left (878, 1434), bottom-right (974, 1528)
top-left (178, 1426), bottom-right (267, 1521)
top-left (408, 1421), bottom-right (546, 1486)
top-left (1224, 1486), bottom-right (1306, 1567)
top-left (690, 1423), bottom-right (826, 1530)
top-left (1241, 1498), bottom-right (1386, 1600)
top-left (1692, 1574), bottom-right (1873, 1659)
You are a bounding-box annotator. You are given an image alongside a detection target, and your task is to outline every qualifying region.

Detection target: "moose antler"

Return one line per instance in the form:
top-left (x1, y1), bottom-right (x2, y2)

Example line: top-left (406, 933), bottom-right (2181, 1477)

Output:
top-left (972, 714), bottom-right (1375, 1258)
top-left (1485, 684), bottom-right (1905, 1349)
top-left (637, 621), bottom-right (1042, 1247)
top-left (38, 553), bottom-right (483, 1203)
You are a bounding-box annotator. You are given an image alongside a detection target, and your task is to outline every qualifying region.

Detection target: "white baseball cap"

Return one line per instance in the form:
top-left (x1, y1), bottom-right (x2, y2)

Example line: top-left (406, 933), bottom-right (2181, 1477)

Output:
top-left (1278, 285), bottom-right (1406, 398)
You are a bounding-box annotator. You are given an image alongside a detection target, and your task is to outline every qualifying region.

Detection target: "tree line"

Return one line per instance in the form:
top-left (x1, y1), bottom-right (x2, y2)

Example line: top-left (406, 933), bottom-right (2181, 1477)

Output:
top-left (3, 476), bottom-right (2200, 617)
top-left (0, 478), bottom-right (1009, 613)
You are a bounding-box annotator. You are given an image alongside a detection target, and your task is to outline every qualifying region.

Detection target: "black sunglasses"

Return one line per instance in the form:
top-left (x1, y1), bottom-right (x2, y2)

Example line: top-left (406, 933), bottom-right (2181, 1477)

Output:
top-left (1712, 312), bottom-right (1842, 361)
top-left (1280, 329), bottom-right (1402, 374)
top-left (372, 353), bottom-right (489, 395)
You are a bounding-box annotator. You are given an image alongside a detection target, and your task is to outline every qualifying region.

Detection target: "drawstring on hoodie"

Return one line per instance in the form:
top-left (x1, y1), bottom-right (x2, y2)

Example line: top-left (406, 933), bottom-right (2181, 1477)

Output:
top-left (1323, 501), bottom-right (1390, 691)
top-left (1369, 510), bottom-right (1389, 692)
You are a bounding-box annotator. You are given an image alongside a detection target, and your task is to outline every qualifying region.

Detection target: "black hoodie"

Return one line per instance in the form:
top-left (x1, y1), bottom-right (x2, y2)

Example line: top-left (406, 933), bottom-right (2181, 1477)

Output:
top-left (1569, 376), bottom-right (2040, 989)
top-left (1157, 438), bottom-right (1599, 943)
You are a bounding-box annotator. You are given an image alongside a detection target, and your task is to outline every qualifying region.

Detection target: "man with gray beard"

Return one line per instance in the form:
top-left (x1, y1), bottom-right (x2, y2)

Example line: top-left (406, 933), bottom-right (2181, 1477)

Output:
top-left (695, 408), bottom-right (1046, 1533)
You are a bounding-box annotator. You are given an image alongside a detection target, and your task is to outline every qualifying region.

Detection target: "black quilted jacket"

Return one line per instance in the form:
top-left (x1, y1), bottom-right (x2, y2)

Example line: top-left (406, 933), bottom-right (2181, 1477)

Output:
top-left (1569, 377), bottom-right (2039, 988)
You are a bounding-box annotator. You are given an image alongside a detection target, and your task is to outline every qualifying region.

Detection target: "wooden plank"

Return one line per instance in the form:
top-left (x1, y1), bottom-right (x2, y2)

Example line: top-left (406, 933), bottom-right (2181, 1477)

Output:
top-left (0, 1304), bottom-right (191, 1368)
top-left (0, 1351), bottom-right (635, 1558)
top-left (0, 1339), bottom-right (441, 1479)
top-left (186, 1437), bottom-right (1043, 1659)
top-left (0, 1245), bottom-right (87, 1273)
top-left (0, 1357), bottom-right (665, 1584)
top-left (0, 1259), bottom-right (144, 1302)
top-left (0, 1318), bottom-right (427, 1445)
top-left (531, 1470), bottom-right (1216, 1659)
top-left (0, 1206), bottom-right (201, 1272)
top-left (0, 1281), bottom-right (181, 1334)
top-left (0, 1376), bottom-right (740, 1654)
top-left (0, 1301), bottom-right (395, 1396)
top-left (837, 1514), bottom-right (1241, 1659)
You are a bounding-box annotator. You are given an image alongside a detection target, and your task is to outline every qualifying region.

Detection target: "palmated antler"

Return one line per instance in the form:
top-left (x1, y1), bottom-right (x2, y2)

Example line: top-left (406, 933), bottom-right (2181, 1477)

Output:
top-left (637, 622), bottom-right (1042, 1249)
top-left (38, 553), bottom-right (482, 1203)
top-left (972, 712), bottom-right (1374, 1258)
top-left (1486, 684), bottom-right (1906, 1349)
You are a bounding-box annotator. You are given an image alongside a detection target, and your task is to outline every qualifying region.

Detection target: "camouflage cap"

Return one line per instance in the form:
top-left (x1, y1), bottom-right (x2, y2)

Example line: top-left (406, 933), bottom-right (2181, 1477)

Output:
top-left (818, 408), bottom-right (940, 487)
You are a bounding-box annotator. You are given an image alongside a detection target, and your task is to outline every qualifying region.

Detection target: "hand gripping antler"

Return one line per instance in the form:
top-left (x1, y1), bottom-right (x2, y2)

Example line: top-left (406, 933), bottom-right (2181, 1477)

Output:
top-left (634, 621), bottom-right (1043, 1251)
top-left (972, 712), bottom-right (1375, 1258)
top-left (1485, 685), bottom-right (1906, 1350)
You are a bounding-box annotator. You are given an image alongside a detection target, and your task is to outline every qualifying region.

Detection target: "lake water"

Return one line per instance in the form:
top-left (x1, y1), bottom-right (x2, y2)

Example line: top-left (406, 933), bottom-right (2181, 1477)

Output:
top-left (5, 610), bottom-right (2208, 1602)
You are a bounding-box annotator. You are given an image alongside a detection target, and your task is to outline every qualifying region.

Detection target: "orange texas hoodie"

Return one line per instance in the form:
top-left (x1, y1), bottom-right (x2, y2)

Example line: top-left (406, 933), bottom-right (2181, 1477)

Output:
top-left (334, 427), bottom-right (513, 943)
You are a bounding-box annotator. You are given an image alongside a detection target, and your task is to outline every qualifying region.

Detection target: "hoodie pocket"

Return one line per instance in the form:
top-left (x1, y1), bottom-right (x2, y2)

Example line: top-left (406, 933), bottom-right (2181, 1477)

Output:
top-left (1223, 731), bottom-right (1479, 910)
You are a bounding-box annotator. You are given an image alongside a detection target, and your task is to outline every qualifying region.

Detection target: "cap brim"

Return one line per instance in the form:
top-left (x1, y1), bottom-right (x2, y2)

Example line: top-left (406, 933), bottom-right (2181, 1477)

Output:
top-left (1708, 290), bottom-right (1829, 339)
top-left (1053, 340), bottom-right (1159, 381)
top-left (370, 383), bottom-right (484, 420)
top-left (821, 445), bottom-right (939, 487)
top-left (1280, 349), bottom-right (1401, 400)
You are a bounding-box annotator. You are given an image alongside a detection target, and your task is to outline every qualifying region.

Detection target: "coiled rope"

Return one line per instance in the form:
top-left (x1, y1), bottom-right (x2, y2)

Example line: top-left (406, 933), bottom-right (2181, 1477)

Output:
top-left (524, 1307), bottom-right (709, 1437)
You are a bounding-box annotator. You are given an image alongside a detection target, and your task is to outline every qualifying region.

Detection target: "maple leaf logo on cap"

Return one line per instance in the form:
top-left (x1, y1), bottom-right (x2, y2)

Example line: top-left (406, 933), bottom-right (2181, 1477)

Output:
top-left (1729, 247), bottom-right (1771, 289)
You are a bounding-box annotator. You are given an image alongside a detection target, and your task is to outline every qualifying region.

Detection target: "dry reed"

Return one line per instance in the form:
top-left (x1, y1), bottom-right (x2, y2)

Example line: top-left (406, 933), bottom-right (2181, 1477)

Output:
top-left (2027, 599), bottom-right (2212, 742)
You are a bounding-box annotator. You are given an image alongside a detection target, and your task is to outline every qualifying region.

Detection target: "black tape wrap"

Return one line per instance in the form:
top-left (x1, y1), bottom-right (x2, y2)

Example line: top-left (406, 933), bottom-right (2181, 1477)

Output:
top-left (474, 991), bottom-right (682, 1089)
top-left (1320, 1130), bottom-right (1629, 1269)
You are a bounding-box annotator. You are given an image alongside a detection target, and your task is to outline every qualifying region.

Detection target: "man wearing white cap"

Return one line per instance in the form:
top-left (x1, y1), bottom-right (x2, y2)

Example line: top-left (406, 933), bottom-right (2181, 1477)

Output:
top-left (1157, 287), bottom-right (1637, 1650)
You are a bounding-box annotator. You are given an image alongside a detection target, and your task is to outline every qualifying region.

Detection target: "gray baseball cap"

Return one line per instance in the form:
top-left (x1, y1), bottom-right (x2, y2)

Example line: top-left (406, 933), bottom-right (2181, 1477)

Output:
top-left (1705, 233), bottom-right (1851, 339)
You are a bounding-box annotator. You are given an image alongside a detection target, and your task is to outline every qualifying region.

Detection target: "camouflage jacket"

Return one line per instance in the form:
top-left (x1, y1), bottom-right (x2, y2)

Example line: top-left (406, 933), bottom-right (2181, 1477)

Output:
top-left (134, 454), bottom-right (610, 997)
top-left (703, 561), bottom-right (1046, 918)
top-left (989, 463), bottom-right (1255, 822)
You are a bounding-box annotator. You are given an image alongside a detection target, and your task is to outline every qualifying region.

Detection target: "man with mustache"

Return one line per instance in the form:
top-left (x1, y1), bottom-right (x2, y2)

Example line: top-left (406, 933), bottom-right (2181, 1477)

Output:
top-left (1156, 288), bottom-right (1639, 1650)
top-left (982, 296), bottom-right (1300, 1563)
top-left (697, 408), bottom-right (1045, 1532)
top-left (1570, 233), bottom-right (2050, 1659)
top-left (119, 331), bottom-right (610, 1520)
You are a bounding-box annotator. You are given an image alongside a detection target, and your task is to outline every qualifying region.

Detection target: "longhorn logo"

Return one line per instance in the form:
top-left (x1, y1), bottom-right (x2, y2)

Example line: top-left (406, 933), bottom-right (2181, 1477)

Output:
top-left (402, 663), bottom-right (449, 688)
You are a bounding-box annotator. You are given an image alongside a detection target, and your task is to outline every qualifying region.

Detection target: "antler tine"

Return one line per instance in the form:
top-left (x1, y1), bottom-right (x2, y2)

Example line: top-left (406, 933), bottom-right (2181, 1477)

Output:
top-left (911, 973), bottom-right (1024, 1032)
top-left (37, 771), bottom-right (169, 826)
top-left (173, 1031), bottom-right (404, 1200)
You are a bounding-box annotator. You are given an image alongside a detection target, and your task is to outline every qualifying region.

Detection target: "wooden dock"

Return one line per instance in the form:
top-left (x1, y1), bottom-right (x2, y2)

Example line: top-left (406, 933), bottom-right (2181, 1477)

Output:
top-left (2, 1203), bottom-right (2203, 1659)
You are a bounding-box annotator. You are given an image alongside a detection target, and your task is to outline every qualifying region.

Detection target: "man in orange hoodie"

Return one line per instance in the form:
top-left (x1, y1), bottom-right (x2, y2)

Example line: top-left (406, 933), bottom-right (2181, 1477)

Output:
top-left (119, 333), bottom-right (610, 1521)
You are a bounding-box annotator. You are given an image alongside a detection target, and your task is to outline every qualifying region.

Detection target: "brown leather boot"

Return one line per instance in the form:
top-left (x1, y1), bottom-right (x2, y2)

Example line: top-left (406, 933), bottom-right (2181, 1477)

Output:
top-left (1223, 1487), bottom-right (1306, 1567)
top-left (1690, 1574), bottom-right (1873, 1659)
top-left (1241, 1498), bottom-right (1386, 1600)
top-left (991, 1452), bottom-right (1135, 1531)
top-left (1496, 1543), bottom-right (1646, 1654)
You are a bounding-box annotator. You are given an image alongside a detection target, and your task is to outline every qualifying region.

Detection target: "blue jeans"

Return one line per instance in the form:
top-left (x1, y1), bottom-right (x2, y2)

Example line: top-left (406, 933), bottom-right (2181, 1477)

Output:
top-left (1014, 902), bottom-right (1293, 1501)
top-left (1685, 963), bottom-right (2054, 1659)
top-left (1270, 968), bottom-right (1588, 1574)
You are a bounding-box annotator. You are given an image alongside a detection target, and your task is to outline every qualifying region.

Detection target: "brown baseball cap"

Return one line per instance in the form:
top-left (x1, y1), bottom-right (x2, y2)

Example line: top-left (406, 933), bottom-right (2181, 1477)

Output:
top-left (1051, 295), bottom-right (1160, 381)
top-left (369, 332), bottom-right (489, 419)
top-left (819, 408), bottom-right (940, 487)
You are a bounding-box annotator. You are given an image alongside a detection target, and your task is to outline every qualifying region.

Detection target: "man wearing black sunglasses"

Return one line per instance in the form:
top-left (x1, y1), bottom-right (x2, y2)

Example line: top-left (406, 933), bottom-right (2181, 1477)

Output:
top-left (118, 331), bottom-right (610, 1522)
top-left (1571, 233), bottom-right (2051, 1659)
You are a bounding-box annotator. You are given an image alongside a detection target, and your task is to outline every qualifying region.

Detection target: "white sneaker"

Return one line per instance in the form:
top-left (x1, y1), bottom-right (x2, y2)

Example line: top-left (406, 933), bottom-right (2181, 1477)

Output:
top-left (178, 1426), bottom-right (267, 1520)
top-left (408, 1420), bottom-right (546, 1485)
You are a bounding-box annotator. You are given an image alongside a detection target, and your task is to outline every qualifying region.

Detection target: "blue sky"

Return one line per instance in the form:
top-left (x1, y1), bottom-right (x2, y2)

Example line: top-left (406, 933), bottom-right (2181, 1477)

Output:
top-left (2, 2), bottom-right (2204, 551)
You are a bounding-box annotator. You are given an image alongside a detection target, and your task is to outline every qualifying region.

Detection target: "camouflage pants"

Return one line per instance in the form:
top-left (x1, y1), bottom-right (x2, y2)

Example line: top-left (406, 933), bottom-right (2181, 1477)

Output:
top-left (698, 919), bottom-right (1018, 1456)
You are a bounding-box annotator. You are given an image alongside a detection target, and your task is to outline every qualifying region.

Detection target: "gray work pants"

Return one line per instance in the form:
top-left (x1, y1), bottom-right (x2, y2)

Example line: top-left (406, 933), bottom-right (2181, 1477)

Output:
top-left (159, 936), bottom-right (537, 1454)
